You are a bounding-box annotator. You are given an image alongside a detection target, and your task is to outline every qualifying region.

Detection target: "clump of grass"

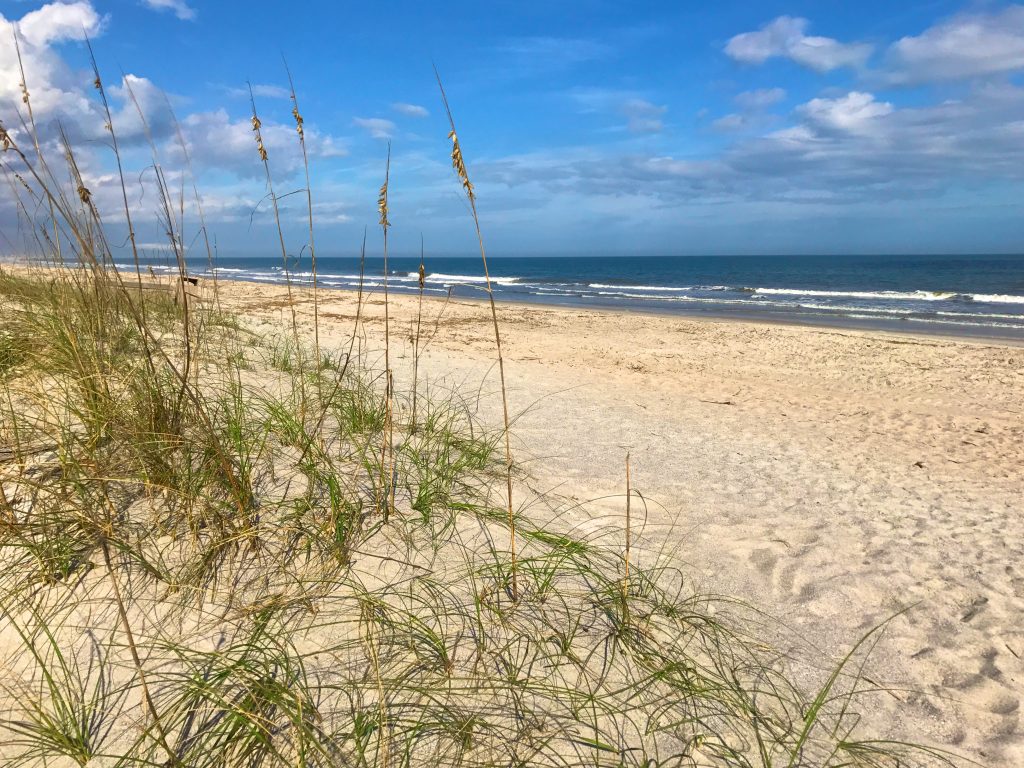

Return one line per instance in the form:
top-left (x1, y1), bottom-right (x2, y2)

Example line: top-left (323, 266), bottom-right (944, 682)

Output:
top-left (0, 53), bottom-right (963, 768)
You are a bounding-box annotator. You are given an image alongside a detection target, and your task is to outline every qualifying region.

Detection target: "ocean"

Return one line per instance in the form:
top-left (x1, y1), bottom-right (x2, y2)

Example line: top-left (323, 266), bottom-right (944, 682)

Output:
top-left (125, 253), bottom-right (1024, 339)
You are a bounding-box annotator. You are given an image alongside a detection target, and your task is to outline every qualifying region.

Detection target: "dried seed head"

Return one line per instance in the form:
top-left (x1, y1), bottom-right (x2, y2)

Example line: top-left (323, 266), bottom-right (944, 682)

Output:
top-left (292, 106), bottom-right (304, 138)
top-left (0, 122), bottom-right (10, 152)
top-left (251, 114), bottom-right (268, 161)
top-left (418, 262), bottom-right (425, 290)
top-left (93, 76), bottom-right (102, 91)
top-left (448, 129), bottom-right (474, 201)
top-left (377, 181), bottom-right (390, 229)
top-left (77, 184), bottom-right (91, 204)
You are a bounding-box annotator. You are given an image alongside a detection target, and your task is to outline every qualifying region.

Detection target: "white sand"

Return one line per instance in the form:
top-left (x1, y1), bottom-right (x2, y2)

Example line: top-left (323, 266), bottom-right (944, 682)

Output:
top-left (135, 277), bottom-right (1024, 763)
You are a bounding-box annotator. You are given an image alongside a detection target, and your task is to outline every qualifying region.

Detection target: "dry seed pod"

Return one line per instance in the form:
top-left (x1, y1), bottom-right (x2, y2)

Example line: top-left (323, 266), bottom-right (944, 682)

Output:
top-left (378, 182), bottom-right (389, 228)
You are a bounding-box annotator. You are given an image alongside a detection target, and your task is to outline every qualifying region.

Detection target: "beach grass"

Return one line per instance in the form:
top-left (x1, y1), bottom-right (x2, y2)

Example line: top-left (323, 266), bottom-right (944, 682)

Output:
top-left (0, 52), bottom-right (964, 767)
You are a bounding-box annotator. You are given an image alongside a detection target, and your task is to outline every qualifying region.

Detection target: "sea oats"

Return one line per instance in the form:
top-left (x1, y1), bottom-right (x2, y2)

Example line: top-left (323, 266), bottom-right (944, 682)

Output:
top-left (251, 115), bottom-right (268, 161)
top-left (285, 62), bottom-right (320, 368)
top-left (378, 182), bottom-right (390, 228)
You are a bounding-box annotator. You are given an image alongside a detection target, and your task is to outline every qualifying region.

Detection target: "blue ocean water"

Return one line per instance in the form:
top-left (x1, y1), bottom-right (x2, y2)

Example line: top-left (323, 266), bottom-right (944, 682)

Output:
top-left (127, 253), bottom-right (1024, 338)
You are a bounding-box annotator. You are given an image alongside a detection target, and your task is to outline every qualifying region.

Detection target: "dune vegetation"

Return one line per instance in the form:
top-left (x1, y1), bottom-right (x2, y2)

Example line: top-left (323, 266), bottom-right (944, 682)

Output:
top-left (0, 44), bottom-right (961, 767)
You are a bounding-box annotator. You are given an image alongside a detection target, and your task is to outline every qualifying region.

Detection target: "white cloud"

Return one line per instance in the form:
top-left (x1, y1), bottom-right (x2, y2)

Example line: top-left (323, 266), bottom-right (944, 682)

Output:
top-left (726, 16), bottom-right (871, 72)
top-left (392, 102), bottom-right (428, 118)
top-left (106, 72), bottom-right (177, 142)
top-left (477, 81), bottom-right (1024, 214)
top-left (179, 108), bottom-right (347, 178)
top-left (352, 117), bottom-right (396, 139)
top-left (886, 6), bottom-right (1024, 84)
top-left (797, 92), bottom-right (893, 135)
top-left (735, 87), bottom-right (786, 110)
top-left (0, 0), bottom-right (348, 236)
top-left (140, 0), bottom-right (195, 21)
top-left (16, 1), bottom-right (104, 46)
top-left (0, 2), bottom-right (104, 124)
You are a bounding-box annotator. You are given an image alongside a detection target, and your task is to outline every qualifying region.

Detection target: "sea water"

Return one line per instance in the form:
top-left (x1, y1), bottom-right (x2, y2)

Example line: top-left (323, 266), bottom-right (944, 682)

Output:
top-left (120, 253), bottom-right (1024, 339)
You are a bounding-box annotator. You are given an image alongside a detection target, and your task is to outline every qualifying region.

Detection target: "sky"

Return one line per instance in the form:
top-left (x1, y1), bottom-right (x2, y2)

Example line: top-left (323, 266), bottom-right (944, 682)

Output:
top-left (3, 0), bottom-right (1024, 257)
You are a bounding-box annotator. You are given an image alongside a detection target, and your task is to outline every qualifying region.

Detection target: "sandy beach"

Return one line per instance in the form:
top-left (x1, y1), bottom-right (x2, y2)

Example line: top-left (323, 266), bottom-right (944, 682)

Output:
top-left (210, 276), bottom-right (1024, 765)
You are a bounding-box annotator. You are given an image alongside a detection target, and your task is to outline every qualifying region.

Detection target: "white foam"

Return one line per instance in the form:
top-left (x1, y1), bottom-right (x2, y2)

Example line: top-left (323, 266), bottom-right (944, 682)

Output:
top-left (753, 287), bottom-right (957, 301)
top-left (588, 283), bottom-right (693, 292)
top-left (426, 273), bottom-right (520, 286)
top-left (970, 293), bottom-right (1024, 304)
top-left (795, 302), bottom-right (914, 315)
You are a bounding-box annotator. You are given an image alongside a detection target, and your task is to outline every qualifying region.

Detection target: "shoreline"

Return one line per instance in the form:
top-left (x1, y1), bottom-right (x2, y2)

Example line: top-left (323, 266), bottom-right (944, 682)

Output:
top-left (219, 273), bottom-right (1024, 348)
top-left (4, 259), bottom-right (1024, 344)
top-left (4, 262), bottom-right (1019, 348)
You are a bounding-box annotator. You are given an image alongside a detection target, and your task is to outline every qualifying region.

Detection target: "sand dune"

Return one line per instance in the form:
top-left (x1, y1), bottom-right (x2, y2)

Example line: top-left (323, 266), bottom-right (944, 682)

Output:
top-left (209, 277), bottom-right (1022, 764)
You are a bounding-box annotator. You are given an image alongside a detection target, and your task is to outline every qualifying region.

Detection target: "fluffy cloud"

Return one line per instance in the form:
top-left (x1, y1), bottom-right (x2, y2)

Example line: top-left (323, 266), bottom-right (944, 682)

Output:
top-left (728, 83), bottom-right (1024, 202)
top-left (179, 108), bottom-right (347, 178)
top-left (140, 0), bottom-right (196, 21)
top-left (885, 6), bottom-right (1024, 84)
top-left (0, 0), bottom-right (349, 238)
top-left (726, 16), bottom-right (871, 72)
top-left (392, 102), bottom-right (428, 118)
top-left (0, 2), bottom-right (104, 122)
top-left (478, 81), bottom-right (1024, 210)
top-left (16, 1), bottom-right (104, 45)
top-left (797, 92), bottom-right (893, 135)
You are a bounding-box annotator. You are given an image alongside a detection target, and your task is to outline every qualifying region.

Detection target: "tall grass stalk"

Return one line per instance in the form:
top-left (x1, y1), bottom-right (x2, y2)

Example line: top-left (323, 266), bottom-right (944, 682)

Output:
top-left (249, 85), bottom-right (307, 422)
top-left (624, 452), bottom-right (631, 597)
top-left (285, 61), bottom-right (320, 367)
top-left (305, 229), bottom-right (368, 454)
top-left (11, 30), bottom-right (64, 267)
top-left (167, 98), bottom-right (220, 315)
top-left (122, 75), bottom-right (196, 409)
top-left (86, 40), bottom-right (147, 326)
top-left (378, 148), bottom-right (396, 517)
top-left (436, 72), bottom-right (519, 602)
top-left (411, 239), bottom-right (426, 431)
top-left (100, 539), bottom-right (179, 766)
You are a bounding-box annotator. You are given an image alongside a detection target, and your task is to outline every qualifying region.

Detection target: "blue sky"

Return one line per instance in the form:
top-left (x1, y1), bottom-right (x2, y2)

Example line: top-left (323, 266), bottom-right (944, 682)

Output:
top-left (3, 0), bottom-right (1024, 256)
